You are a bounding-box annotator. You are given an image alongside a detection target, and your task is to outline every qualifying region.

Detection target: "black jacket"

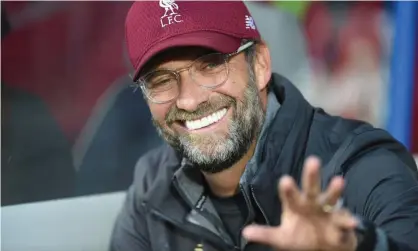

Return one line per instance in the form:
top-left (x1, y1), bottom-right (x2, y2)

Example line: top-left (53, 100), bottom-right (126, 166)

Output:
top-left (110, 74), bottom-right (418, 251)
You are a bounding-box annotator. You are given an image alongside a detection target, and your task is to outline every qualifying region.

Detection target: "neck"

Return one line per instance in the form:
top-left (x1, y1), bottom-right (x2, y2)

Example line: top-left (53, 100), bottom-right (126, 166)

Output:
top-left (202, 140), bottom-right (257, 197)
top-left (202, 90), bottom-right (269, 198)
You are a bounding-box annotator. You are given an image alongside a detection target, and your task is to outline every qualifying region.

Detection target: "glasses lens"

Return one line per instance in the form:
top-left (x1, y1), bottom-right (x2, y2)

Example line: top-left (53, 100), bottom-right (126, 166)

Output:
top-left (143, 70), bottom-right (178, 103)
top-left (191, 53), bottom-right (228, 87)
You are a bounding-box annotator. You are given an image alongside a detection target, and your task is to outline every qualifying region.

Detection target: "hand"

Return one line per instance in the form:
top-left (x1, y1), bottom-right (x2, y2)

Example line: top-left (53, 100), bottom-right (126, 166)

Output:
top-left (243, 156), bottom-right (358, 251)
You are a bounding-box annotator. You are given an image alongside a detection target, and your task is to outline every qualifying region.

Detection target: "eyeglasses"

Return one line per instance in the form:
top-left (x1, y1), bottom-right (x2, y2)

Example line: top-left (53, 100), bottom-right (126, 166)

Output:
top-left (131, 41), bottom-right (255, 104)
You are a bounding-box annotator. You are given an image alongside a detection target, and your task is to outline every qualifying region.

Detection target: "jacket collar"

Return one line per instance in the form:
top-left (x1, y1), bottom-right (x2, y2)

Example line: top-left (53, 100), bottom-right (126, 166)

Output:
top-left (250, 74), bottom-right (315, 224)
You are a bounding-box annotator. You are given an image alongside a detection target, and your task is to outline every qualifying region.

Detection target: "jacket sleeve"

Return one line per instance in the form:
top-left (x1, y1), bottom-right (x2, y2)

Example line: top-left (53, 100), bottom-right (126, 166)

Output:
top-left (109, 185), bottom-right (151, 251)
top-left (343, 149), bottom-right (418, 251)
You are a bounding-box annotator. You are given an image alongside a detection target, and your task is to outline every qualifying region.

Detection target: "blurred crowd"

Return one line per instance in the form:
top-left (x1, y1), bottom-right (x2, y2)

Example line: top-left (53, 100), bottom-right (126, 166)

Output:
top-left (1, 1), bottom-right (416, 206)
top-left (275, 1), bottom-right (393, 128)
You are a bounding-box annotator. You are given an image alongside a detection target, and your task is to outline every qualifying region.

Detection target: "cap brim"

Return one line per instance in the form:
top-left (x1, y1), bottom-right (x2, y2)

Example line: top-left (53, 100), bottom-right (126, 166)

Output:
top-left (132, 31), bottom-right (241, 81)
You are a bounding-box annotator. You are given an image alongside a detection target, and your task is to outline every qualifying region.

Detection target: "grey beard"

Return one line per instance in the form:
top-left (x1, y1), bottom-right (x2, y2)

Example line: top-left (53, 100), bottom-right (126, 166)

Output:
top-left (153, 76), bottom-right (265, 173)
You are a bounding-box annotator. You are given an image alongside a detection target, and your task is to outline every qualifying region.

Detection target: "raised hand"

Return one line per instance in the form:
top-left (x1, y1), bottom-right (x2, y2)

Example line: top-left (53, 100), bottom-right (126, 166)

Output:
top-left (243, 156), bottom-right (358, 251)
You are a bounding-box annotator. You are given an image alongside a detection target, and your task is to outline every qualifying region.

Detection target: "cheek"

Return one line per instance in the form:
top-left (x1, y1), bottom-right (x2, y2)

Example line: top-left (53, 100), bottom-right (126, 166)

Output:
top-left (215, 78), bottom-right (247, 103)
top-left (149, 104), bottom-right (170, 123)
top-left (218, 63), bottom-right (250, 101)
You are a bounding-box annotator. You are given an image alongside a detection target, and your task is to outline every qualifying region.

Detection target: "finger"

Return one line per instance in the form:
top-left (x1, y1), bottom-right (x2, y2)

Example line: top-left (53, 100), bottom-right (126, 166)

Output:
top-left (242, 225), bottom-right (284, 247)
top-left (317, 176), bottom-right (345, 207)
top-left (323, 210), bottom-right (358, 249)
top-left (325, 225), bottom-right (357, 249)
top-left (302, 156), bottom-right (322, 201)
top-left (278, 175), bottom-right (301, 210)
top-left (331, 209), bottom-right (359, 230)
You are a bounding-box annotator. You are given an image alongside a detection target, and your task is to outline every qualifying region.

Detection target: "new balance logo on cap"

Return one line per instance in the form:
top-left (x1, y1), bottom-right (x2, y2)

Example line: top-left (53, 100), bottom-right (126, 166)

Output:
top-left (245, 15), bottom-right (256, 30)
top-left (160, 0), bottom-right (183, 28)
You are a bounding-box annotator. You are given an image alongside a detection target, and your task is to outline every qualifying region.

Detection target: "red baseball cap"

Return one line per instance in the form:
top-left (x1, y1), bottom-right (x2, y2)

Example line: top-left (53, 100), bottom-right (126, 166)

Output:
top-left (125, 1), bottom-right (261, 81)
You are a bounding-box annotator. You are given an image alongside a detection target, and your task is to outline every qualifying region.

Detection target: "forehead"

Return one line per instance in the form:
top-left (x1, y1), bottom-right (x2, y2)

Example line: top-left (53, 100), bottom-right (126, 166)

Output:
top-left (140, 46), bottom-right (216, 74)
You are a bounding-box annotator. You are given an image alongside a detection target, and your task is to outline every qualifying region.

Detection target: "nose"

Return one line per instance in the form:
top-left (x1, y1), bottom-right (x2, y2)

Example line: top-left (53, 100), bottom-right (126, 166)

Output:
top-left (176, 73), bottom-right (209, 111)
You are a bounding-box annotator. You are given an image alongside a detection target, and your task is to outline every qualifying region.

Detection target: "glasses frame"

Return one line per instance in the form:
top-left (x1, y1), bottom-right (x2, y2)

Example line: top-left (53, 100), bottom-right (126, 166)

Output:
top-left (131, 40), bottom-right (255, 104)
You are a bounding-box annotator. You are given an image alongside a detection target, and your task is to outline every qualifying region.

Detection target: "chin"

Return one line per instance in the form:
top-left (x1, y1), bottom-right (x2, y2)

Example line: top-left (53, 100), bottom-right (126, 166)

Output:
top-left (181, 138), bottom-right (248, 174)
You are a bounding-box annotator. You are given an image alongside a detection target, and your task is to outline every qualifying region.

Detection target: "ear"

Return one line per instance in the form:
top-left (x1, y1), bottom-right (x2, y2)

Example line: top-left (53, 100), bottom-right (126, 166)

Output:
top-left (253, 40), bottom-right (272, 92)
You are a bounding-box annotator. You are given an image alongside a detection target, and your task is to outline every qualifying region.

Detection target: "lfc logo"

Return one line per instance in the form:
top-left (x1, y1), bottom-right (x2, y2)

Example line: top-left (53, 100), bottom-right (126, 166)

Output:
top-left (160, 0), bottom-right (183, 28)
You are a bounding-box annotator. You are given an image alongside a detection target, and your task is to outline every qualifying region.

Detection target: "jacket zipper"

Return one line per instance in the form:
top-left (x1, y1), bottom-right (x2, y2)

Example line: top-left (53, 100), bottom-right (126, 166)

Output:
top-left (237, 184), bottom-right (254, 250)
top-left (250, 185), bottom-right (270, 225)
top-left (172, 174), bottom-right (239, 249)
top-left (151, 209), bottom-right (235, 251)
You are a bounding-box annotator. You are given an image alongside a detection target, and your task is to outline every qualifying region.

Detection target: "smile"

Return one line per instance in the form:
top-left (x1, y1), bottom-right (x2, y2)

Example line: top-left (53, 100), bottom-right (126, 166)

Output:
top-left (184, 108), bottom-right (228, 130)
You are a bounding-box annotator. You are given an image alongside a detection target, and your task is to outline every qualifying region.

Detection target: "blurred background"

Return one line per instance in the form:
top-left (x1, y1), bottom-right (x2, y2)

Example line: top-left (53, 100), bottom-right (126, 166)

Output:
top-left (1, 1), bottom-right (417, 250)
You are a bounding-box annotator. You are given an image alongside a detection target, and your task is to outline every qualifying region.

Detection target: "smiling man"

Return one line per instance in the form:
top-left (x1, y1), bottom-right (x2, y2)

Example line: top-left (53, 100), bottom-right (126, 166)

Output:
top-left (110, 1), bottom-right (418, 251)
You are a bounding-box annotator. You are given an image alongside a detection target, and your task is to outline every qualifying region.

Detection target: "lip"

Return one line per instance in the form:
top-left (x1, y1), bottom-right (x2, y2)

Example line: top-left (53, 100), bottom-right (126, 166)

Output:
top-left (173, 107), bottom-right (231, 133)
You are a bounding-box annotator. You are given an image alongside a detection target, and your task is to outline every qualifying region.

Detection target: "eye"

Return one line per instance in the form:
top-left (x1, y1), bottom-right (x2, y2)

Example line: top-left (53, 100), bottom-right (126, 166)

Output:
top-left (148, 78), bottom-right (175, 92)
top-left (145, 71), bottom-right (177, 92)
top-left (196, 54), bottom-right (225, 73)
top-left (152, 78), bottom-right (170, 87)
top-left (202, 61), bottom-right (221, 69)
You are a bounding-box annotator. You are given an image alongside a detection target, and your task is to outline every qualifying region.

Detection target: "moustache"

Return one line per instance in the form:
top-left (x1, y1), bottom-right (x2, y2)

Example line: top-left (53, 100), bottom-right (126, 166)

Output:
top-left (165, 95), bottom-right (235, 124)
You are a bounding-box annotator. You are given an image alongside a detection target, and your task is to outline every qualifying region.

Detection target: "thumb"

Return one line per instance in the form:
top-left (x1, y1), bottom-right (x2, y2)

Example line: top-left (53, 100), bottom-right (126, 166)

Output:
top-left (242, 225), bottom-right (281, 246)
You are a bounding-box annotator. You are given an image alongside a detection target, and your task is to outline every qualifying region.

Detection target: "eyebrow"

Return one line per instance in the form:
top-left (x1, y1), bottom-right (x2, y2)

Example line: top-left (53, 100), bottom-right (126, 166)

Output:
top-left (144, 48), bottom-right (217, 74)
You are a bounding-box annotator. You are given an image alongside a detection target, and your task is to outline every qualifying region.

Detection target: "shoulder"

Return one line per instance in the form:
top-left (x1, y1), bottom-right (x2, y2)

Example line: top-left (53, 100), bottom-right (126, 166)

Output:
top-left (307, 111), bottom-right (418, 185)
top-left (345, 147), bottom-right (418, 185)
top-left (305, 109), bottom-right (370, 164)
top-left (344, 148), bottom-right (418, 202)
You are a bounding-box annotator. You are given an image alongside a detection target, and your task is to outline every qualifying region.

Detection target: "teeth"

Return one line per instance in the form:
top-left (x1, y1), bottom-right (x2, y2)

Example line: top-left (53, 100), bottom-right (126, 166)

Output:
top-left (185, 108), bottom-right (227, 130)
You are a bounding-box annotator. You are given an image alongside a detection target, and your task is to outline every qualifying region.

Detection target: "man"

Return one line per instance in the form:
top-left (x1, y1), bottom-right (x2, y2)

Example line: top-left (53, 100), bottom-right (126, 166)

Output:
top-left (111, 1), bottom-right (418, 251)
